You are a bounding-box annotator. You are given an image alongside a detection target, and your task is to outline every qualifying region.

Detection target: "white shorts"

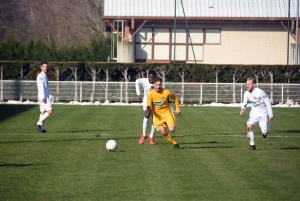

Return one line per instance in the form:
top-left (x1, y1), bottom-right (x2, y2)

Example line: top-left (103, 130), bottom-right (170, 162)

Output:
top-left (142, 99), bottom-right (147, 111)
top-left (247, 114), bottom-right (270, 133)
top-left (39, 97), bottom-right (52, 113)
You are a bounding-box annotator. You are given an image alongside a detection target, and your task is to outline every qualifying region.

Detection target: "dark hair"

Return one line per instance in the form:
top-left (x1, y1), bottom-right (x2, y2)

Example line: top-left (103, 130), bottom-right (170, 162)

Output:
top-left (148, 70), bottom-right (156, 76)
top-left (247, 77), bottom-right (256, 84)
top-left (153, 77), bottom-right (162, 83)
top-left (41, 61), bottom-right (48, 66)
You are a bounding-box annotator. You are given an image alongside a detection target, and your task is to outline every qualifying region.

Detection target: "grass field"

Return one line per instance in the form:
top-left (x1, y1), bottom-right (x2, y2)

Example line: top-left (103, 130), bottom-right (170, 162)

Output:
top-left (0, 104), bottom-right (300, 201)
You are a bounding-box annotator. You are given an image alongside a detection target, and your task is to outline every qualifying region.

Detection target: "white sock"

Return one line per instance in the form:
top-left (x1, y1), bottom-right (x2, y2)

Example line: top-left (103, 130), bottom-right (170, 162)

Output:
top-left (247, 131), bottom-right (255, 145)
top-left (142, 117), bottom-right (148, 135)
top-left (149, 124), bottom-right (156, 138)
top-left (37, 112), bottom-right (49, 125)
top-left (39, 114), bottom-right (43, 125)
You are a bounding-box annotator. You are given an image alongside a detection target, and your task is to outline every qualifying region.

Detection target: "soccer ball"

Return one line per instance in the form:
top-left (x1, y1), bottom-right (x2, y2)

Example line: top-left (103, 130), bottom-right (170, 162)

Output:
top-left (106, 139), bottom-right (117, 151)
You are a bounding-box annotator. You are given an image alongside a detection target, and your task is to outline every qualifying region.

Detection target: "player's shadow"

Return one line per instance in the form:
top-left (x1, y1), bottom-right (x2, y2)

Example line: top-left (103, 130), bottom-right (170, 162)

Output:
top-left (0, 138), bottom-right (104, 144)
top-left (182, 146), bottom-right (235, 149)
top-left (175, 134), bottom-right (207, 138)
top-left (280, 147), bottom-right (300, 150)
top-left (180, 141), bottom-right (233, 145)
top-left (181, 141), bottom-right (235, 149)
top-left (273, 130), bottom-right (300, 134)
top-left (56, 129), bottom-right (108, 133)
top-left (0, 163), bottom-right (50, 167)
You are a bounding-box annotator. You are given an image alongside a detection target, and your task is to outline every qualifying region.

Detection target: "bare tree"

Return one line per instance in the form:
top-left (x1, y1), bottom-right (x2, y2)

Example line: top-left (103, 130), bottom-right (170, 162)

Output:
top-left (284, 66), bottom-right (299, 101)
top-left (121, 67), bottom-right (130, 103)
top-left (250, 67), bottom-right (261, 86)
top-left (0, 0), bottom-right (28, 40)
top-left (155, 65), bottom-right (172, 88)
top-left (178, 71), bottom-right (187, 104)
top-left (136, 69), bottom-right (147, 78)
top-left (86, 65), bottom-right (102, 102)
top-left (69, 65), bottom-right (83, 101)
top-left (82, 0), bottom-right (105, 39)
top-left (1, 0), bottom-right (105, 46)
top-left (261, 69), bottom-right (274, 103)
top-left (232, 68), bottom-right (245, 103)
top-left (105, 68), bottom-right (109, 101)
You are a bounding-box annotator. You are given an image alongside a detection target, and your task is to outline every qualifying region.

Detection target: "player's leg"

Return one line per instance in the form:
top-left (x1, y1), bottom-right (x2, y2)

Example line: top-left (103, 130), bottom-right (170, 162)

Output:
top-left (164, 113), bottom-right (179, 149)
top-left (35, 101), bottom-right (45, 132)
top-left (139, 104), bottom-right (150, 144)
top-left (258, 115), bottom-right (270, 138)
top-left (246, 115), bottom-right (257, 150)
top-left (149, 113), bottom-right (156, 145)
top-left (36, 98), bottom-right (52, 132)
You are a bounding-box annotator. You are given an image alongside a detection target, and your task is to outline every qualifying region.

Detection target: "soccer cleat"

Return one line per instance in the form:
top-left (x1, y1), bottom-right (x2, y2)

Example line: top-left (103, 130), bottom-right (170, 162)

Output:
top-left (139, 135), bottom-right (147, 144)
top-left (40, 125), bottom-right (47, 133)
top-left (262, 134), bottom-right (267, 138)
top-left (35, 124), bottom-right (42, 132)
top-left (149, 137), bottom-right (156, 145)
top-left (174, 143), bottom-right (180, 149)
top-left (249, 145), bottom-right (256, 150)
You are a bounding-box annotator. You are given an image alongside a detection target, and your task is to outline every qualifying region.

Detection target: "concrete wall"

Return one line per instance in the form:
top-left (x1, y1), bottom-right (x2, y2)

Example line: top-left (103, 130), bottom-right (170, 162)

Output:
top-left (117, 41), bottom-right (135, 63)
top-left (200, 21), bottom-right (289, 65)
top-left (133, 21), bottom-right (295, 65)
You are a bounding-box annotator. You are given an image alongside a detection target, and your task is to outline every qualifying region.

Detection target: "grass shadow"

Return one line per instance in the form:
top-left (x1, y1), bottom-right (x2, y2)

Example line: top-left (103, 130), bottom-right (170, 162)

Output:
top-left (0, 105), bottom-right (36, 122)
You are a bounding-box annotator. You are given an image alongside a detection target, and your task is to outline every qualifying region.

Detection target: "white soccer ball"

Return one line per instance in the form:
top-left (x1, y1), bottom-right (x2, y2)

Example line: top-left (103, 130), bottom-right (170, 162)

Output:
top-left (106, 140), bottom-right (117, 151)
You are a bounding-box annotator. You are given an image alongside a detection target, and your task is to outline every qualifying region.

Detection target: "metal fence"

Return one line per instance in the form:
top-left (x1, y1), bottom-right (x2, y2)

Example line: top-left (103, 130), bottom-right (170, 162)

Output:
top-left (0, 80), bottom-right (299, 104)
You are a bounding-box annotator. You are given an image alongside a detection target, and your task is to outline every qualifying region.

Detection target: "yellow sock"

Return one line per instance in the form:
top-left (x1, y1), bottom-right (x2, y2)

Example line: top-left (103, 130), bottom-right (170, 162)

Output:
top-left (164, 133), bottom-right (177, 145)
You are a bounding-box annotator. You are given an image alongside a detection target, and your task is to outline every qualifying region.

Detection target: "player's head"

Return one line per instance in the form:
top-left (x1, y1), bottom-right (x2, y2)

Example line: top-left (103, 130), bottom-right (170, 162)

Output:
top-left (152, 77), bottom-right (162, 92)
top-left (246, 77), bottom-right (256, 92)
top-left (40, 61), bottom-right (48, 73)
top-left (148, 70), bottom-right (156, 84)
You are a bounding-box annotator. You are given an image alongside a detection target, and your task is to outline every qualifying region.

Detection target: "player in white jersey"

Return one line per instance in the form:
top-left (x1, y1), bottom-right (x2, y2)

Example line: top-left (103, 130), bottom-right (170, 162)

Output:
top-left (240, 77), bottom-right (274, 150)
top-left (35, 61), bottom-right (53, 133)
top-left (135, 70), bottom-right (156, 145)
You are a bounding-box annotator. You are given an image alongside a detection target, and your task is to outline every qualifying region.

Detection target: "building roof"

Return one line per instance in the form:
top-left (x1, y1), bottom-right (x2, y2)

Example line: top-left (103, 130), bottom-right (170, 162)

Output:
top-left (103, 0), bottom-right (299, 20)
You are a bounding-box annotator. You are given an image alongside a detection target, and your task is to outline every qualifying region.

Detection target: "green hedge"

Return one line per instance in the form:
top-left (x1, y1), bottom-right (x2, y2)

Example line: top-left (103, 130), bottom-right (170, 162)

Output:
top-left (0, 62), bottom-right (299, 83)
top-left (1, 34), bottom-right (299, 83)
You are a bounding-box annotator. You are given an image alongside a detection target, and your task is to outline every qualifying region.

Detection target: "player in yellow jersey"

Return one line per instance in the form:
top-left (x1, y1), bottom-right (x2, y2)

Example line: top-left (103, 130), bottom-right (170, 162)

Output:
top-left (146, 77), bottom-right (181, 149)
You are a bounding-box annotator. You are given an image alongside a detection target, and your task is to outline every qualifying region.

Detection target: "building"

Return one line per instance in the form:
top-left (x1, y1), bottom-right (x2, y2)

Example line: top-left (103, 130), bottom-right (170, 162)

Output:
top-left (102, 0), bottom-right (300, 65)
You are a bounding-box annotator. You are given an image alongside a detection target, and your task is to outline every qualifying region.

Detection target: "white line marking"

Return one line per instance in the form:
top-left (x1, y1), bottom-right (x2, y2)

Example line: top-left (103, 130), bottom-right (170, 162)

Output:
top-left (0, 133), bottom-right (299, 138)
top-left (204, 134), bottom-right (300, 138)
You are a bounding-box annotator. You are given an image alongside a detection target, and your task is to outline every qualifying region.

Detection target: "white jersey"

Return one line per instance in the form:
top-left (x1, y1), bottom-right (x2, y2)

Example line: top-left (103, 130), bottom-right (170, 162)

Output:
top-left (136, 78), bottom-right (153, 110)
top-left (37, 72), bottom-right (49, 100)
top-left (135, 78), bottom-right (153, 98)
top-left (241, 88), bottom-right (273, 117)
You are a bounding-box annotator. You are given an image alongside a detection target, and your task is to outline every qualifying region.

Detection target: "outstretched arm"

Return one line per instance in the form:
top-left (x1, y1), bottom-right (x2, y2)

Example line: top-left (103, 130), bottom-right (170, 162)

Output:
top-left (135, 79), bottom-right (142, 100)
top-left (170, 91), bottom-right (181, 115)
top-left (240, 92), bottom-right (248, 116)
top-left (263, 93), bottom-right (274, 120)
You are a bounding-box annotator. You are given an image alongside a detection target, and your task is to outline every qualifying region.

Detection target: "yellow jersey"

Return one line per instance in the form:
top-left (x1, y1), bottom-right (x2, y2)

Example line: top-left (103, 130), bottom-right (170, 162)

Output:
top-left (147, 88), bottom-right (180, 116)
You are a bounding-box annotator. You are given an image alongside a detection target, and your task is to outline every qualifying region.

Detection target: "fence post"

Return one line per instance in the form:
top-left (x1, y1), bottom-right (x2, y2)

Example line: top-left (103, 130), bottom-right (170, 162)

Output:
top-left (199, 83), bottom-right (203, 104)
top-left (0, 66), bottom-right (3, 102)
top-left (241, 84), bottom-right (243, 103)
top-left (281, 84), bottom-right (284, 103)
top-left (216, 83), bottom-right (218, 103)
top-left (80, 82), bottom-right (82, 103)
top-left (120, 82), bottom-right (123, 103)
